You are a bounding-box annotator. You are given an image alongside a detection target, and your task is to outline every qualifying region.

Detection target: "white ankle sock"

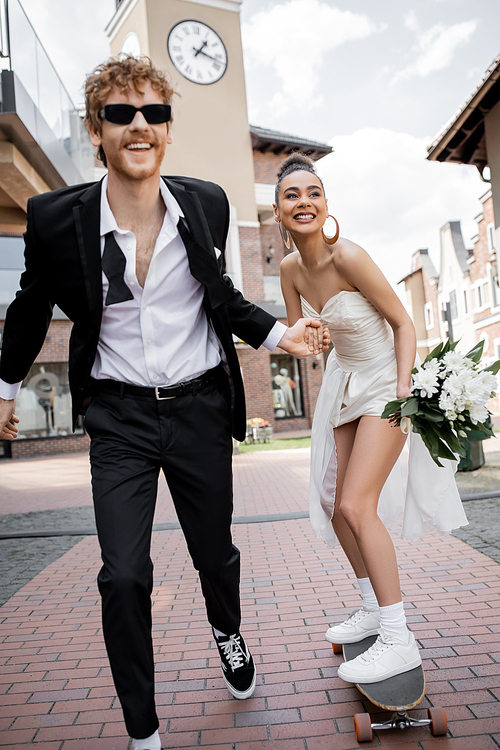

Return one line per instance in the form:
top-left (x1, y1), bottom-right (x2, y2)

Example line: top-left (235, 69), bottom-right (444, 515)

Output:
top-left (379, 601), bottom-right (410, 644)
top-left (132, 729), bottom-right (161, 750)
top-left (357, 577), bottom-right (378, 609)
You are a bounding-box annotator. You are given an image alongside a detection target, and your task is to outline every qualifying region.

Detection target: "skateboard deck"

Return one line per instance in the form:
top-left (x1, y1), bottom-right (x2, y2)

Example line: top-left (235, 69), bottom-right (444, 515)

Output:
top-left (342, 635), bottom-right (425, 711)
top-left (336, 635), bottom-right (448, 742)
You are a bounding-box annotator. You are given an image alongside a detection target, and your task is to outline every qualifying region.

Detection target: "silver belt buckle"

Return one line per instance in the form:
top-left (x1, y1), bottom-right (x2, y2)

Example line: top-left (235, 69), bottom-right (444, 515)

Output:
top-left (155, 386), bottom-right (175, 401)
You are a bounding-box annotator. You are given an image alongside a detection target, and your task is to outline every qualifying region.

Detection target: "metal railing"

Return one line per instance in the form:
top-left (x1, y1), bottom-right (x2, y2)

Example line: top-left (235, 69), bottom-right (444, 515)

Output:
top-left (0, 0), bottom-right (93, 183)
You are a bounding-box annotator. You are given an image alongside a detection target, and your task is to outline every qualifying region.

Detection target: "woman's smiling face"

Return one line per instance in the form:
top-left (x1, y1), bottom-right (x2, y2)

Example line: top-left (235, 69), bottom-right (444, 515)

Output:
top-left (274, 169), bottom-right (328, 239)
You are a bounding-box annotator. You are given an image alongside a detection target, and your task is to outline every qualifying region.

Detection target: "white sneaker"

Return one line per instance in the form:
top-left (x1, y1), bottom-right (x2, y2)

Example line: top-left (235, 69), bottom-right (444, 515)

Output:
top-left (337, 630), bottom-right (421, 684)
top-left (325, 607), bottom-right (381, 644)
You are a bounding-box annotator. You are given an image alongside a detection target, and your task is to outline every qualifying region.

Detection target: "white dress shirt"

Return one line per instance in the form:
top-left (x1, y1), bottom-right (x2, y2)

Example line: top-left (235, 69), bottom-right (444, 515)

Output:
top-left (0, 178), bottom-right (286, 398)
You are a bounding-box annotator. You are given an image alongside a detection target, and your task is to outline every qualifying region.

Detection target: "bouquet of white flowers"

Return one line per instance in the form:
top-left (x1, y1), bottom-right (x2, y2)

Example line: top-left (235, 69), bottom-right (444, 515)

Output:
top-left (382, 339), bottom-right (500, 467)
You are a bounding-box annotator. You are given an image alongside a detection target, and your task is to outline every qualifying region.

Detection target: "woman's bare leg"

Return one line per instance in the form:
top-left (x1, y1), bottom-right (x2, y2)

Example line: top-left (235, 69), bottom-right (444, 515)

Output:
top-left (330, 420), bottom-right (368, 578)
top-left (338, 416), bottom-right (407, 607)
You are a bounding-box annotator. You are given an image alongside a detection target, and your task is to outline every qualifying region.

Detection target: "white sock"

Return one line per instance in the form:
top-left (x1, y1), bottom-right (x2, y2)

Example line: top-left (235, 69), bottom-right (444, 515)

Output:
top-left (213, 628), bottom-right (228, 639)
top-left (132, 729), bottom-right (161, 750)
top-left (357, 577), bottom-right (378, 610)
top-left (379, 601), bottom-right (410, 645)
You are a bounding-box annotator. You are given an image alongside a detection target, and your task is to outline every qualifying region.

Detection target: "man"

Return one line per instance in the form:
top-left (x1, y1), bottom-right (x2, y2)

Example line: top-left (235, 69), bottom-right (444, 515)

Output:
top-left (0, 57), bottom-right (328, 750)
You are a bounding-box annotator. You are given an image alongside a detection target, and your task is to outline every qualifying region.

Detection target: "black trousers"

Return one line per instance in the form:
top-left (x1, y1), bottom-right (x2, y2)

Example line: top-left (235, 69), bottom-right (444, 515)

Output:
top-left (84, 376), bottom-right (240, 739)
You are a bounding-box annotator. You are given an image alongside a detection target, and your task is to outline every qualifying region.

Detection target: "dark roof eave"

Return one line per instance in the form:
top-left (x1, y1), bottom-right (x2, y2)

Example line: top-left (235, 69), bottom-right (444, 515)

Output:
top-left (427, 54), bottom-right (500, 165)
top-left (250, 125), bottom-right (332, 161)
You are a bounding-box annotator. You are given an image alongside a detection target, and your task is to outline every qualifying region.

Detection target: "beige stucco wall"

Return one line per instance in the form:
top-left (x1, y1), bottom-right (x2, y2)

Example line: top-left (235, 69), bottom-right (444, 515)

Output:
top-left (485, 99), bottom-right (500, 250)
top-left (107, 0), bottom-right (151, 57)
top-left (108, 0), bottom-right (257, 222)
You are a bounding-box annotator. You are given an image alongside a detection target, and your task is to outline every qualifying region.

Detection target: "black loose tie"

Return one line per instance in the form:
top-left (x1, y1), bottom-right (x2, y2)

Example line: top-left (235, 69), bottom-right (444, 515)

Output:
top-left (101, 232), bottom-right (134, 306)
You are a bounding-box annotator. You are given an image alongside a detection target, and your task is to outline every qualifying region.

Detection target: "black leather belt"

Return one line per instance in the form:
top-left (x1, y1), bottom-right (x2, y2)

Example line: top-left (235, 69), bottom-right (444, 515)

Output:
top-left (94, 366), bottom-right (221, 401)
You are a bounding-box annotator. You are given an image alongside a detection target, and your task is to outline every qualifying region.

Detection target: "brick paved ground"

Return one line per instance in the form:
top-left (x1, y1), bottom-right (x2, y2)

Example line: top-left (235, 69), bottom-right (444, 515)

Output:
top-left (1, 447), bottom-right (500, 749)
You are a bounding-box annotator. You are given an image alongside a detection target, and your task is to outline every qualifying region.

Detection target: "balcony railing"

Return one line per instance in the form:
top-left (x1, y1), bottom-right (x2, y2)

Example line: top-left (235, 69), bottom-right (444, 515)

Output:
top-left (0, 0), bottom-right (93, 185)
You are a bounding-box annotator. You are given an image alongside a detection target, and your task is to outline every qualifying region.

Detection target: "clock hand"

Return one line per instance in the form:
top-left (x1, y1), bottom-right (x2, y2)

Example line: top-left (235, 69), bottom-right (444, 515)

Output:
top-left (193, 40), bottom-right (208, 57)
top-left (196, 49), bottom-right (220, 62)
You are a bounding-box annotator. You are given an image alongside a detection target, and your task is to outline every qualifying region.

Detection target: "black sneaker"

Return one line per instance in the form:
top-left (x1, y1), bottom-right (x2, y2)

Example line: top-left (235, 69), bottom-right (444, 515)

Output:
top-left (213, 630), bottom-right (257, 699)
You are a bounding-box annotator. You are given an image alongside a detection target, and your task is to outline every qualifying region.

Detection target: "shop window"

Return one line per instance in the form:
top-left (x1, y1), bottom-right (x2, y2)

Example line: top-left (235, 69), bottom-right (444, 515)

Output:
top-left (271, 355), bottom-right (303, 419)
top-left (449, 290), bottom-right (458, 320)
top-left (15, 362), bottom-right (83, 440)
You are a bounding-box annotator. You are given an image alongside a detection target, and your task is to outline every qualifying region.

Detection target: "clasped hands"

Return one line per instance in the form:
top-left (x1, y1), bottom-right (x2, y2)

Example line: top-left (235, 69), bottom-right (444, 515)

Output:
top-left (278, 318), bottom-right (330, 359)
top-left (0, 398), bottom-right (18, 441)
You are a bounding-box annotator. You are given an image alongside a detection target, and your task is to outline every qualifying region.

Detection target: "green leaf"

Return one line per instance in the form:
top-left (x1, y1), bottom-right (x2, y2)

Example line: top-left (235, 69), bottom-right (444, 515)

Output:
top-left (401, 398), bottom-right (419, 416)
top-left (441, 339), bottom-right (452, 356)
top-left (417, 403), bottom-right (444, 422)
top-left (483, 360), bottom-right (500, 376)
top-left (470, 421), bottom-right (494, 437)
top-left (381, 398), bottom-right (406, 419)
top-left (423, 342), bottom-right (443, 364)
top-left (465, 340), bottom-right (484, 363)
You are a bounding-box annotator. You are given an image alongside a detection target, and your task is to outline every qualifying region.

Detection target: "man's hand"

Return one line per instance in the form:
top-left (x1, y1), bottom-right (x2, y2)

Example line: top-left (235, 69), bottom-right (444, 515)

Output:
top-left (0, 398), bottom-right (19, 440)
top-left (278, 318), bottom-right (330, 358)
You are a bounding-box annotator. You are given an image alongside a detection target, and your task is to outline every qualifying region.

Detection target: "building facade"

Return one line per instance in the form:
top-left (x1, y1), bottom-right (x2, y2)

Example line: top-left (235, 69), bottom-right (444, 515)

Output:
top-left (0, 0), bottom-right (94, 458)
top-left (1, 0), bottom-right (334, 457)
top-left (107, 0), bottom-right (333, 437)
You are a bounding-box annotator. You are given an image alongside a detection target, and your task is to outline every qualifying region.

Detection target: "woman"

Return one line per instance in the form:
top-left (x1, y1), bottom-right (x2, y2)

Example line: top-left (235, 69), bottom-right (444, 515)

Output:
top-left (275, 153), bottom-right (467, 684)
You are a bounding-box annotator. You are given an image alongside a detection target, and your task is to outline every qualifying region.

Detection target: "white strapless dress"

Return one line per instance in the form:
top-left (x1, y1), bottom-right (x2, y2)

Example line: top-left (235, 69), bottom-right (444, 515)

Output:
top-left (302, 291), bottom-right (468, 547)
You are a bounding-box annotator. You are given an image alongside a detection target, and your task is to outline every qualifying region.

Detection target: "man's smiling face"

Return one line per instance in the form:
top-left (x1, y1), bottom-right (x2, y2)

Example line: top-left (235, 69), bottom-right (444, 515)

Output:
top-left (89, 80), bottom-right (172, 183)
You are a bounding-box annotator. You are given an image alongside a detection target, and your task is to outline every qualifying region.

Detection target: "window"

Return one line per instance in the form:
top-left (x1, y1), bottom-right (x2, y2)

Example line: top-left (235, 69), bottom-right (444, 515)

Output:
top-left (15, 362), bottom-right (83, 440)
top-left (0, 236), bottom-right (24, 307)
top-left (463, 289), bottom-right (468, 315)
top-left (487, 222), bottom-right (496, 252)
top-left (476, 285), bottom-right (483, 309)
top-left (449, 290), bottom-right (458, 320)
top-left (424, 302), bottom-right (434, 330)
top-left (270, 355), bottom-right (303, 419)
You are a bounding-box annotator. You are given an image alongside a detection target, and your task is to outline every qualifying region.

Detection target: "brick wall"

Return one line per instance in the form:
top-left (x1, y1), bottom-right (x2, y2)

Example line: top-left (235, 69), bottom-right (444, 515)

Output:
top-left (34, 319), bottom-right (73, 363)
top-left (253, 151), bottom-right (285, 185)
top-left (237, 344), bottom-right (275, 424)
top-left (11, 433), bottom-right (89, 459)
top-left (260, 224), bottom-right (286, 276)
top-left (239, 226), bottom-right (265, 301)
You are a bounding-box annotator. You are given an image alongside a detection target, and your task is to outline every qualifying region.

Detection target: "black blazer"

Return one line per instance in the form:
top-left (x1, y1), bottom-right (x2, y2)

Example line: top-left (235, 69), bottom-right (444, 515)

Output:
top-left (0, 176), bottom-right (276, 441)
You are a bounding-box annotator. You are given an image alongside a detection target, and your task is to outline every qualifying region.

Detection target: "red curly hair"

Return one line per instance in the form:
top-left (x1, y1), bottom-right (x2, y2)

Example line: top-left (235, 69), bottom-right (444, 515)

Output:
top-left (84, 55), bottom-right (176, 167)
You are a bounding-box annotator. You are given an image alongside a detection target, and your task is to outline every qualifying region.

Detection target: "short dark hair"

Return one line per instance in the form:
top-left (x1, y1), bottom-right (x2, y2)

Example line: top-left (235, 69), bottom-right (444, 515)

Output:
top-left (275, 152), bottom-right (324, 203)
top-left (84, 55), bottom-right (176, 167)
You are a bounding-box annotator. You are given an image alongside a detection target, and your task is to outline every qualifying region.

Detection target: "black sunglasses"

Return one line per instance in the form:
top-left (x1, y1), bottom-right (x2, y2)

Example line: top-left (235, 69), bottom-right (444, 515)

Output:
top-left (99, 103), bottom-right (171, 125)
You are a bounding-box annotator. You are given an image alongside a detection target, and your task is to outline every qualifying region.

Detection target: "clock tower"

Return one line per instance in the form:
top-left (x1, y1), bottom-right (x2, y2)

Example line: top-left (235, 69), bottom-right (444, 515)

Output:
top-left (105, 0), bottom-right (258, 234)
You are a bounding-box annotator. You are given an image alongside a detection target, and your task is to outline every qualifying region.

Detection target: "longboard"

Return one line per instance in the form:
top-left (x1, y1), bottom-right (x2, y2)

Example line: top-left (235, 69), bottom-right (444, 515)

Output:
top-left (332, 635), bottom-right (448, 742)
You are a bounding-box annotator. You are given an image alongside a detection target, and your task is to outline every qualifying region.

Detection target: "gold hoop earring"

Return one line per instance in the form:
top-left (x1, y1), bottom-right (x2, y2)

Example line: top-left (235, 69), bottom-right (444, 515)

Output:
top-left (322, 215), bottom-right (339, 245)
top-left (279, 221), bottom-right (291, 250)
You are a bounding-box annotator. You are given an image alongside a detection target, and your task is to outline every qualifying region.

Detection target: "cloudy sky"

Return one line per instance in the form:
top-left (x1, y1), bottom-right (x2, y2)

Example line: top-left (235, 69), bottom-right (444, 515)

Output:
top-left (20, 0), bottom-right (500, 289)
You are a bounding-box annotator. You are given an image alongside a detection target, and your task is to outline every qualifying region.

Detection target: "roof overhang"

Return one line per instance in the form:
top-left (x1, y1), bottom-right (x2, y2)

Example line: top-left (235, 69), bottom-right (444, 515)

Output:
top-left (427, 54), bottom-right (500, 175)
top-left (250, 125), bottom-right (332, 161)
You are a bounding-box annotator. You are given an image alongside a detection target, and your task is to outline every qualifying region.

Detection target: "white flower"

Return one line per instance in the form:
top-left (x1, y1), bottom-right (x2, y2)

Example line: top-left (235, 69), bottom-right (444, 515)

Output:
top-left (423, 358), bottom-right (441, 374)
top-left (442, 350), bottom-right (470, 372)
top-left (412, 368), bottom-right (439, 398)
top-left (469, 403), bottom-right (489, 424)
top-left (400, 416), bottom-right (412, 435)
top-left (478, 370), bottom-right (497, 393)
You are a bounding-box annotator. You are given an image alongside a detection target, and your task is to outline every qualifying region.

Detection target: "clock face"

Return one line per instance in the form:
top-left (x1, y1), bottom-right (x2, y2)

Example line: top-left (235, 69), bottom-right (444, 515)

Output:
top-left (167, 20), bottom-right (228, 85)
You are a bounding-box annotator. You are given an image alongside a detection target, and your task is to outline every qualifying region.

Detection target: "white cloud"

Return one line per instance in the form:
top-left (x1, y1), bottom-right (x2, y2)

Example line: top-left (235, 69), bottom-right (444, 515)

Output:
top-left (20, 0), bottom-right (114, 106)
top-left (404, 11), bottom-right (419, 32)
top-left (242, 1), bottom-right (385, 114)
top-left (393, 17), bottom-right (477, 83)
top-left (317, 128), bottom-right (484, 292)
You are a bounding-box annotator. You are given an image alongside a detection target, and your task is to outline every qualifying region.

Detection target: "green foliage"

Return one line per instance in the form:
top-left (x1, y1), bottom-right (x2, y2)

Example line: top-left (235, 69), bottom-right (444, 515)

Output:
top-left (465, 340), bottom-right (484, 363)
